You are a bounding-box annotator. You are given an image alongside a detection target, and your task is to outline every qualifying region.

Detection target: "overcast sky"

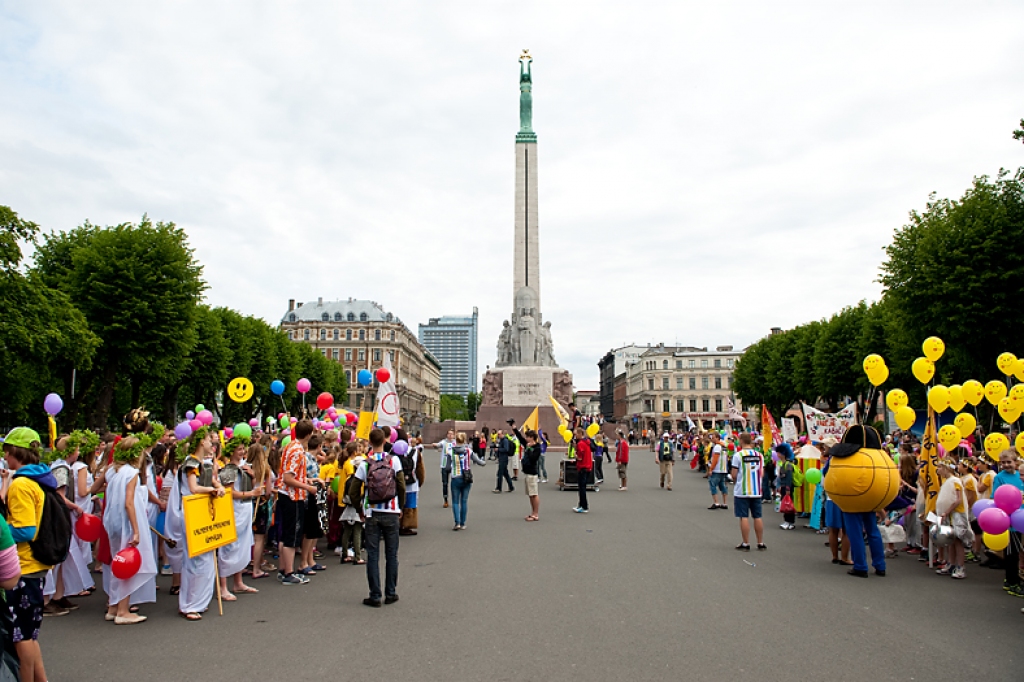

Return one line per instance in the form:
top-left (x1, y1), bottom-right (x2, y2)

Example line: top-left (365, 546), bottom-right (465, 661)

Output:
top-left (3, 3), bottom-right (1023, 391)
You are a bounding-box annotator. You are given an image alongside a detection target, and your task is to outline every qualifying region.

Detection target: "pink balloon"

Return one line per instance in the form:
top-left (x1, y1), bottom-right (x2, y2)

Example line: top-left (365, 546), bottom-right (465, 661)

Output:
top-left (994, 484), bottom-right (1023, 514)
top-left (296, 378), bottom-right (311, 394)
top-left (197, 409), bottom-right (214, 426)
top-left (324, 422), bottom-right (335, 430)
top-left (278, 412), bottom-right (285, 420)
top-left (248, 418), bottom-right (258, 428)
top-left (224, 428), bottom-right (234, 439)
top-left (388, 429), bottom-right (398, 444)
top-left (978, 507), bottom-right (1011, 535)
top-left (348, 430), bottom-right (356, 442)
top-left (290, 417), bottom-right (297, 424)
top-left (189, 419), bottom-right (203, 432)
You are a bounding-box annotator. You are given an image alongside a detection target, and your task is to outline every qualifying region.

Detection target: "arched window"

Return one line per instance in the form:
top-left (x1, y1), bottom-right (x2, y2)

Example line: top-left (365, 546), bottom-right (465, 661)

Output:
top-left (346, 329), bottom-right (352, 340)
top-left (334, 312), bottom-right (342, 322)
top-left (374, 329), bottom-right (381, 341)
top-left (386, 313), bottom-right (393, 322)
top-left (288, 313), bottom-right (296, 322)
top-left (662, 360), bottom-right (668, 369)
top-left (321, 312), bottom-right (329, 322)
top-left (360, 312), bottom-right (368, 322)
top-left (347, 312), bottom-right (355, 322)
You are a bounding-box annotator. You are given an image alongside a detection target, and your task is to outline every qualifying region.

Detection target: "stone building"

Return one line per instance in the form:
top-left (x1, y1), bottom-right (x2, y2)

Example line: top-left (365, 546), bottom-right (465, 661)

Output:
top-left (597, 344), bottom-right (646, 420)
top-left (624, 344), bottom-right (747, 433)
top-left (280, 298), bottom-right (441, 428)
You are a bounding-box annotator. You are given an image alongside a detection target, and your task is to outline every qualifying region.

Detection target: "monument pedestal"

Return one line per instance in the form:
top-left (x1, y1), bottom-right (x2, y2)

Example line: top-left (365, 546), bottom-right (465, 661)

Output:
top-left (477, 366), bottom-right (573, 433)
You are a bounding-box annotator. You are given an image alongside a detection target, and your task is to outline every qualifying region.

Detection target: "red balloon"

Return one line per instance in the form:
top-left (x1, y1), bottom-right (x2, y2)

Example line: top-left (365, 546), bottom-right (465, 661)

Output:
top-left (375, 368), bottom-right (391, 383)
top-left (345, 412), bottom-right (357, 425)
top-left (112, 546), bottom-right (142, 579)
top-left (316, 392), bottom-right (334, 411)
top-left (75, 513), bottom-right (102, 542)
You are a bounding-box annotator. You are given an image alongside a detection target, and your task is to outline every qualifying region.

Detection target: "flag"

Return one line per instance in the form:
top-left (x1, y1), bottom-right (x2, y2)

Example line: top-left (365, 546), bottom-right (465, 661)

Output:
top-left (761, 405), bottom-right (782, 456)
top-left (523, 406), bottom-right (540, 432)
top-left (548, 395), bottom-right (570, 428)
top-left (374, 354), bottom-right (400, 428)
top-left (921, 407), bottom-right (940, 516)
top-left (726, 397), bottom-right (747, 427)
top-left (686, 414), bottom-right (695, 431)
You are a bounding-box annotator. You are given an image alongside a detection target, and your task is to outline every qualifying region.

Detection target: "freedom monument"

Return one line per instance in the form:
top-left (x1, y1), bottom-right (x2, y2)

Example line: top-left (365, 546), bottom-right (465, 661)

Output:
top-left (479, 51), bottom-right (574, 428)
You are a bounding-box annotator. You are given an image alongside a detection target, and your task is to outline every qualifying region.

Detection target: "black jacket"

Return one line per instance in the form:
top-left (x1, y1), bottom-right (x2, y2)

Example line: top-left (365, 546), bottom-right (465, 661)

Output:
top-left (513, 428), bottom-right (541, 476)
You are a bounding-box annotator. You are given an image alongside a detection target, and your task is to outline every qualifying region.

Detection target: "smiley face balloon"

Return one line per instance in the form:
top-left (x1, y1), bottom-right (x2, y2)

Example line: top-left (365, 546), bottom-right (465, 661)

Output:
top-left (922, 337), bottom-right (945, 362)
top-left (985, 380), bottom-right (1008, 406)
top-left (227, 377), bottom-right (254, 403)
top-left (862, 354), bottom-right (885, 374)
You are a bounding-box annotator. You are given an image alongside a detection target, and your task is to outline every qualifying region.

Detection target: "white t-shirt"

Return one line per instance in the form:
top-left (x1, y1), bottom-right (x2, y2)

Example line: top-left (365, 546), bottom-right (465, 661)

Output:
top-left (712, 444), bottom-right (729, 473)
top-left (731, 449), bottom-right (764, 498)
top-left (355, 452), bottom-right (403, 516)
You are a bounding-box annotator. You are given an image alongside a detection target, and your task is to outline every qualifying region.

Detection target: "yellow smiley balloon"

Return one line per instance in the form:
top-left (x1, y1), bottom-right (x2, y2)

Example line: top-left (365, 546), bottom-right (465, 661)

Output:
top-left (984, 432), bottom-right (1009, 458)
top-left (937, 424), bottom-right (961, 452)
top-left (862, 354), bottom-right (885, 374)
top-left (961, 380), bottom-right (984, 406)
top-left (922, 337), bottom-right (945, 362)
top-left (985, 380), bottom-right (1007, 406)
top-left (997, 352), bottom-right (1018, 376)
top-left (227, 377), bottom-right (254, 403)
top-left (885, 389), bottom-right (909, 412)
top-left (911, 357), bottom-right (935, 384)
top-left (927, 385), bottom-right (951, 413)
top-left (998, 397), bottom-right (1021, 424)
top-left (1014, 359), bottom-right (1024, 383)
top-left (954, 412), bottom-right (976, 439)
top-left (947, 385), bottom-right (966, 413)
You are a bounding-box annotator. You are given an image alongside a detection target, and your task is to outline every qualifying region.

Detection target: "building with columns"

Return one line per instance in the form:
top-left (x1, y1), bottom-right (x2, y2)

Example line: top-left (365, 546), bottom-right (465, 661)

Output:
top-left (280, 298), bottom-right (442, 428)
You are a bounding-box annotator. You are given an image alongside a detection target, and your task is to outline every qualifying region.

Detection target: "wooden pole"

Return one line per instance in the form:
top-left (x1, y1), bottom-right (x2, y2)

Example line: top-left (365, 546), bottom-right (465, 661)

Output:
top-left (214, 552), bottom-right (223, 616)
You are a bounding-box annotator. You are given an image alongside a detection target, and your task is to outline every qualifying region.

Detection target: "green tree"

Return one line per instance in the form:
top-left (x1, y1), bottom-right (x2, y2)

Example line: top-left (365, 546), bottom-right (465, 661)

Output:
top-left (466, 392), bottom-right (481, 420)
top-left (1014, 118), bottom-right (1024, 145)
top-left (439, 394), bottom-right (468, 421)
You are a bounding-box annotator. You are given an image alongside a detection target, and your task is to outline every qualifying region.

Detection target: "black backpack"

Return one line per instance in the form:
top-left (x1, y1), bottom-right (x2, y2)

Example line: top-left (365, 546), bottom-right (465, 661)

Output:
top-left (29, 483), bottom-right (72, 567)
top-left (396, 453), bottom-right (416, 487)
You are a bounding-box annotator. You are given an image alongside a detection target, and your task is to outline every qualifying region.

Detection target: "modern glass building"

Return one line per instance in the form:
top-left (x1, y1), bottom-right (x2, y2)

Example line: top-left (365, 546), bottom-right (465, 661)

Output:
top-left (418, 308), bottom-right (478, 397)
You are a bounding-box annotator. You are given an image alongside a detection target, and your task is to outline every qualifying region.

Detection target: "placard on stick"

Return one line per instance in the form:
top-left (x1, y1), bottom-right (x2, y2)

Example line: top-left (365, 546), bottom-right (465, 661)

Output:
top-left (182, 493), bottom-right (237, 558)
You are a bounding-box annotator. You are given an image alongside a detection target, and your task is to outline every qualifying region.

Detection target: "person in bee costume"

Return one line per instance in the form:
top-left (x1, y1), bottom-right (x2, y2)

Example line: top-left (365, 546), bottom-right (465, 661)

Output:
top-left (823, 424), bottom-right (899, 578)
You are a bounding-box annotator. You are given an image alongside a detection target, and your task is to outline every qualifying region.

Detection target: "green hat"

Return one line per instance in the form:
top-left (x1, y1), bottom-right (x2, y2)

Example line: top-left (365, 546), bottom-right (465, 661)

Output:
top-left (3, 427), bottom-right (42, 449)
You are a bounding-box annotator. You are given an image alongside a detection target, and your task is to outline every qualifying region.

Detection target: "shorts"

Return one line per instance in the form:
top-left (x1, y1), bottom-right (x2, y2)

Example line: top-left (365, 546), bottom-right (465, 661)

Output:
top-left (734, 497), bottom-right (763, 519)
top-left (825, 500), bottom-right (844, 530)
top-left (617, 462), bottom-right (628, 480)
top-left (277, 493), bottom-right (305, 548)
top-left (8, 576), bottom-right (43, 642)
top-left (304, 496), bottom-right (324, 539)
top-left (405, 491), bottom-right (418, 509)
top-left (524, 474), bottom-right (539, 497)
top-left (709, 472), bottom-right (728, 496)
top-left (253, 499), bottom-right (270, 535)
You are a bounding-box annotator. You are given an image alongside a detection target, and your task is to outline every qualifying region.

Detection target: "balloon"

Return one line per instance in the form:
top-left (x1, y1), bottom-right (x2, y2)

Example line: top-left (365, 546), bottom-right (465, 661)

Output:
top-left (927, 385), bottom-right (951, 413)
top-left (804, 468), bottom-right (822, 485)
top-left (196, 404), bottom-right (205, 412)
top-left (998, 397), bottom-right (1021, 424)
top-left (994, 484), bottom-right (1023, 514)
top-left (323, 422), bottom-right (334, 430)
top-left (270, 380), bottom-right (285, 396)
top-left (972, 498), bottom-right (995, 518)
top-left (226, 377), bottom-right (254, 403)
top-left (224, 428), bottom-right (233, 439)
top-left (562, 430), bottom-right (572, 443)
top-left (375, 368), bottom-right (391, 384)
top-left (112, 547), bottom-right (142, 579)
top-left (392, 440), bottom-right (410, 456)
top-left (937, 424), bottom-right (961, 452)
top-left (886, 389), bottom-right (909, 412)
top-left (961, 380), bottom-right (984, 406)
top-left (947, 385), bottom-right (965, 412)
top-left (316, 392), bottom-right (334, 411)
top-left (188, 419), bottom-right (202, 433)
top-left (197, 409), bottom-right (214, 426)
top-left (345, 413), bottom-right (356, 425)
top-left (1011, 508), bottom-right (1024, 534)
top-left (185, 410), bottom-right (195, 420)
top-left (983, 530), bottom-right (1010, 551)
top-left (954, 412), bottom-right (977, 439)
top-left (979, 507), bottom-right (1011, 535)
top-left (895, 406), bottom-right (916, 431)
top-left (327, 408), bottom-right (338, 418)
top-left (997, 352), bottom-right (1018, 375)
top-left (1017, 432), bottom-right (1024, 456)
top-left (389, 429), bottom-right (398, 444)
top-left (862, 354), bottom-right (885, 374)
top-left (233, 423), bottom-right (252, 440)
top-left (357, 370), bottom-right (373, 387)
top-left (1015, 359), bottom-right (1024, 383)
top-left (267, 416), bottom-right (276, 424)
top-left (867, 365), bottom-right (889, 387)
top-left (296, 378), bottom-right (311, 394)
top-left (985, 380), bottom-right (1007, 406)
top-left (249, 418), bottom-right (258, 428)
top-left (279, 415), bottom-right (289, 429)
top-left (911, 357), bottom-right (935, 384)
top-left (984, 432), bottom-right (1009, 458)
top-left (312, 418), bottom-right (320, 427)
top-left (557, 424), bottom-right (567, 434)
top-left (1012, 384), bottom-right (1024, 404)
top-left (281, 436), bottom-right (291, 448)
top-left (330, 476), bottom-right (340, 494)
top-left (586, 423), bottom-right (600, 438)
top-left (174, 421), bottom-right (193, 440)
top-left (922, 336), bottom-right (945, 362)
top-left (75, 513), bottom-right (102, 542)
top-left (43, 393), bottom-right (63, 416)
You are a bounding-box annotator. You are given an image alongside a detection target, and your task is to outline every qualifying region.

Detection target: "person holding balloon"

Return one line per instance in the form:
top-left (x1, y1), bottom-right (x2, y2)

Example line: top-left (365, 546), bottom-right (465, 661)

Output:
top-left (103, 435), bottom-right (159, 624)
top-left (990, 449), bottom-right (1023, 598)
top-left (933, 459), bottom-right (973, 579)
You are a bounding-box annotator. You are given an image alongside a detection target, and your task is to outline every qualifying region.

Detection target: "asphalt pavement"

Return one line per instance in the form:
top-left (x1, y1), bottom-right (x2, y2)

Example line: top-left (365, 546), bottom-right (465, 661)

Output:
top-left (43, 448), bottom-right (1022, 681)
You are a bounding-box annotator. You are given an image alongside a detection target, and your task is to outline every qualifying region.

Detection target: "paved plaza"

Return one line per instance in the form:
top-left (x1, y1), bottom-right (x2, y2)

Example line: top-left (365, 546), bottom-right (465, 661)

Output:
top-left (45, 452), bottom-right (1021, 682)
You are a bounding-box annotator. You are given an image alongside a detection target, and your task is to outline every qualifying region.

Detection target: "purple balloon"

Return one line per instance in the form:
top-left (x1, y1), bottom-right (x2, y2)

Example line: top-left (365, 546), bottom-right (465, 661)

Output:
top-left (1011, 509), bottom-right (1024, 534)
top-left (978, 507), bottom-right (1011, 535)
top-left (994, 484), bottom-right (1024, 514)
top-left (185, 410), bottom-right (195, 420)
top-left (972, 498), bottom-right (995, 518)
top-left (43, 393), bottom-right (63, 416)
top-left (174, 421), bottom-right (192, 440)
top-left (392, 440), bottom-right (410, 456)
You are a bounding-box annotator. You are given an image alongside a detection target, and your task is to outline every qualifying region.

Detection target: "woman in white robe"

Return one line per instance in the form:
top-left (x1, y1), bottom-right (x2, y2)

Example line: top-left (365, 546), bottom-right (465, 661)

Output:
top-left (64, 443), bottom-right (103, 596)
top-left (176, 429), bottom-right (224, 621)
top-left (217, 436), bottom-right (263, 600)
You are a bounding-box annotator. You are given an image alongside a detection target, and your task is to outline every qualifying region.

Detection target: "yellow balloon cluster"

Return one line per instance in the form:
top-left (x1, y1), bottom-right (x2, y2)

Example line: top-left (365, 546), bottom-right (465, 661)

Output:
top-left (954, 412), bottom-right (977, 439)
top-left (861, 354), bottom-right (889, 387)
top-left (984, 432), bottom-right (1009, 458)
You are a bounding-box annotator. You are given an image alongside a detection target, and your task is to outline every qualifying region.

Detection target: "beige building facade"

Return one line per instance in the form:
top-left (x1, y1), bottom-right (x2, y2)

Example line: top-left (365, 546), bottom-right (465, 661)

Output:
top-left (280, 298), bottom-right (441, 429)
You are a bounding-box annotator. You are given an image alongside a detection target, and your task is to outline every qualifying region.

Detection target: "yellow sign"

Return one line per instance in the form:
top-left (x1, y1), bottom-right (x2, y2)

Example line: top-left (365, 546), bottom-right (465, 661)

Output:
top-left (182, 492), bottom-right (237, 558)
top-left (356, 411), bottom-right (375, 440)
top-left (227, 377), bottom-right (254, 403)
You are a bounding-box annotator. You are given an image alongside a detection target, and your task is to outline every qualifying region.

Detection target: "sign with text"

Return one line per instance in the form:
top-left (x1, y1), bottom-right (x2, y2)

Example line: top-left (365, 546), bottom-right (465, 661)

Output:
top-left (182, 493), bottom-right (237, 558)
top-left (781, 417), bottom-right (798, 443)
top-left (801, 403), bottom-right (857, 441)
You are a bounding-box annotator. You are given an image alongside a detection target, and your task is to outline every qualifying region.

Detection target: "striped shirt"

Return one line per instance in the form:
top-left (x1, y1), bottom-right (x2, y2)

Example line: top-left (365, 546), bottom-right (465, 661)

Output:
top-left (355, 452), bottom-right (402, 515)
top-left (711, 444), bottom-right (729, 473)
top-left (730, 448), bottom-right (763, 498)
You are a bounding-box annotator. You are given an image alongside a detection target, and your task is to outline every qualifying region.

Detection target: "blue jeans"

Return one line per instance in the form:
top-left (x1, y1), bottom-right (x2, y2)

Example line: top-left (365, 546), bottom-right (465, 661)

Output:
top-left (709, 472), bottom-right (728, 496)
top-left (451, 476), bottom-right (471, 526)
top-left (538, 454), bottom-right (548, 479)
top-left (364, 512), bottom-right (400, 600)
top-left (843, 511), bottom-right (886, 573)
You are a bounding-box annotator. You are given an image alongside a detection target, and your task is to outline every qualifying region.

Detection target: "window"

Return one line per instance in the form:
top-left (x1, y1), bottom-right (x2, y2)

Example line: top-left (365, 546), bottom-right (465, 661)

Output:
top-left (662, 400), bottom-right (670, 412)
top-left (701, 377), bottom-right (709, 389)
top-left (360, 312), bottom-right (368, 322)
top-left (676, 377), bottom-right (683, 389)
top-left (374, 329), bottom-right (381, 341)
top-left (726, 376), bottom-right (731, 389)
top-left (675, 360), bottom-right (682, 369)
top-left (714, 377), bottom-right (722, 389)
top-left (714, 359), bottom-right (721, 368)
top-left (644, 399), bottom-right (653, 411)
top-left (690, 399), bottom-right (698, 412)
top-left (727, 359), bottom-right (734, 368)
top-left (345, 370), bottom-right (351, 384)
top-left (287, 331), bottom-right (293, 340)
top-left (390, 330), bottom-right (395, 341)
top-left (332, 329), bottom-right (339, 340)
top-left (319, 329), bottom-right (326, 340)
top-left (702, 399), bottom-right (710, 412)
top-left (346, 329), bottom-right (352, 340)
top-left (662, 360), bottom-right (668, 369)
top-left (321, 312), bottom-right (329, 322)
top-left (715, 399), bottom-right (723, 412)
top-left (648, 379), bottom-right (655, 391)
top-left (701, 359), bottom-right (708, 368)
top-left (689, 377), bottom-right (696, 390)
top-left (345, 349), bottom-right (352, 361)
top-left (332, 349), bottom-right (339, 360)
top-left (334, 312), bottom-right (341, 322)
top-left (347, 312), bottom-right (355, 322)
top-left (358, 330), bottom-right (365, 341)
top-left (321, 349), bottom-right (327, 356)
top-left (303, 329), bottom-right (310, 340)
top-left (374, 349), bottom-right (382, 362)
top-left (688, 359), bottom-right (696, 368)
top-left (662, 377), bottom-right (669, 390)
top-left (389, 351), bottom-right (394, 361)
top-left (358, 349), bottom-right (366, 361)
top-left (288, 313), bottom-right (296, 322)
top-left (676, 400), bottom-right (685, 412)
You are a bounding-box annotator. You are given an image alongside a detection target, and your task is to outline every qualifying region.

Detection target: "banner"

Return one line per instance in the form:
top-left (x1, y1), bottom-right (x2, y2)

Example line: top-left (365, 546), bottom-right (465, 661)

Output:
top-left (781, 417), bottom-right (798, 443)
top-left (726, 397), bottom-right (747, 426)
top-left (921, 408), bottom-right (940, 516)
top-left (183, 493), bottom-right (237, 558)
top-left (374, 355), bottom-right (400, 428)
top-left (356, 411), bottom-right (375, 441)
top-left (523, 406), bottom-right (540, 432)
top-left (801, 402), bottom-right (857, 441)
top-left (761, 405), bottom-right (781, 455)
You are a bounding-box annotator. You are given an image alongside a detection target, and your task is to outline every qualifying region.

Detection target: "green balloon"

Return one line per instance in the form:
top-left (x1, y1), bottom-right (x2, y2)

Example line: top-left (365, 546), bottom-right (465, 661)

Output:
top-left (196, 404), bottom-right (205, 412)
top-left (805, 468), bottom-right (823, 485)
top-left (279, 415), bottom-right (289, 429)
top-left (234, 423), bottom-right (252, 440)
top-left (266, 416), bottom-right (275, 424)
top-left (330, 476), bottom-right (340, 494)
top-left (281, 436), bottom-right (291, 448)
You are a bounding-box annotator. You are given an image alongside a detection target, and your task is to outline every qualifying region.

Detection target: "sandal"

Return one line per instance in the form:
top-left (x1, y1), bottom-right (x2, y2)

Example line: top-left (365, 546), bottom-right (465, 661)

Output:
top-left (735, 543), bottom-right (751, 551)
top-left (525, 515), bottom-right (538, 522)
top-left (169, 586), bottom-right (181, 595)
top-left (354, 559), bottom-right (366, 565)
top-left (180, 612), bottom-right (202, 621)
top-left (251, 572), bottom-right (270, 580)
top-left (235, 586), bottom-right (259, 594)
top-left (129, 605), bottom-right (140, 614)
top-left (220, 593), bottom-right (238, 602)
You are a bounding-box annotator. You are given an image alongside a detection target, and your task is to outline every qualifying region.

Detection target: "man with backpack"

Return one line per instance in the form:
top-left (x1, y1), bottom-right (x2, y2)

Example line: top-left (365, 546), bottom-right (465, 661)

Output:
top-left (352, 429), bottom-right (405, 607)
top-left (4, 427), bottom-right (68, 682)
top-left (656, 433), bottom-right (674, 491)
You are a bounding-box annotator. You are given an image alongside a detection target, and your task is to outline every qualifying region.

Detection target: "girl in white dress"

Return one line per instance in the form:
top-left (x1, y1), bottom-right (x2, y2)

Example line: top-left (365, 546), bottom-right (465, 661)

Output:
top-left (216, 435), bottom-right (263, 600)
top-left (65, 431), bottom-right (103, 598)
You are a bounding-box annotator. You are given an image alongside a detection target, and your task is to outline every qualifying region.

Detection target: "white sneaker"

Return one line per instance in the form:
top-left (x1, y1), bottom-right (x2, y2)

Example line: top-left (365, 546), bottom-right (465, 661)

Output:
top-left (347, 549), bottom-right (355, 558)
top-left (780, 523), bottom-right (788, 529)
top-left (160, 565), bottom-right (172, 576)
top-left (572, 506), bottom-right (582, 513)
top-left (333, 547), bottom-right (344, 556)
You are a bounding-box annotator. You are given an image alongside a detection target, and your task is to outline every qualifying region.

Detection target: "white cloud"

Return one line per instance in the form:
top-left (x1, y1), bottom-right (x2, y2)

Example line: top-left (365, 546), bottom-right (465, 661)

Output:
top-left (2, 2), bottom-right (1022, 391)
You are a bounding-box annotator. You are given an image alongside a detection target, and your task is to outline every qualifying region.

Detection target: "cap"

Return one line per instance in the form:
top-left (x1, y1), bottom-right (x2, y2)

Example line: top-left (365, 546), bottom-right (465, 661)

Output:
top-left (662, 433), bottom-right (669, 439)
top-left (3, 427), bottom-right (41, 449)
top-left (822, 436), bottom-right (838, 448)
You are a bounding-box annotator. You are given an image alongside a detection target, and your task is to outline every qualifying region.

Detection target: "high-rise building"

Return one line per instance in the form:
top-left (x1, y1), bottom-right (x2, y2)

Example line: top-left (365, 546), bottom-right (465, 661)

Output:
top-left (418, 308), bottom-right (478, 397)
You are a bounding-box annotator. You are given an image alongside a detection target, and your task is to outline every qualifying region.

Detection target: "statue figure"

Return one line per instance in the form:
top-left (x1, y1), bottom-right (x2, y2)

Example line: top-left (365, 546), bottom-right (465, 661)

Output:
top-left (538, 321), bottom-right (556, 366)
top-left (496, 320), bottom-right (513, 367)
top-left (519, 50), bottom-right (533, 133)
top-left (482, 371), bottom-right (503, 406)
top-left (518, 312), bottom-right (537, 365)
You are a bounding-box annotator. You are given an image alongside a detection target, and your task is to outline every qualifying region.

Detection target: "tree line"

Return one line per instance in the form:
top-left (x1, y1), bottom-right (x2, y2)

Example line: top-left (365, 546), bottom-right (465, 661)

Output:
top-left (733, 166), bottom-right (1024, 427)
top-left (0, 208), bottom-right (347, 432)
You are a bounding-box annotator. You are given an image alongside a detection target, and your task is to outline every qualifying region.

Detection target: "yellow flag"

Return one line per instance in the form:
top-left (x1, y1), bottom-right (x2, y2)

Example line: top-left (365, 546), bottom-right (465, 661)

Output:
top-left (356, 411), bottom-right (374, 440)
top-left (523, 406), bottom-right (540, 432)
top-left (921, 407), bottom-right (940, 515)
top-left (548, 395), bottom-right (570, 427)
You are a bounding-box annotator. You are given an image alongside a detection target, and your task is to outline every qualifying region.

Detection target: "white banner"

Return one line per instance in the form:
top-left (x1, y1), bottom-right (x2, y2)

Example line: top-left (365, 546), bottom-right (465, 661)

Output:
top-left (781, 417), bottom-right (798, 443)
top-left (801, 402), bottom-right (857, 441)
top-left (374, 355), bottom-right (400, 428)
